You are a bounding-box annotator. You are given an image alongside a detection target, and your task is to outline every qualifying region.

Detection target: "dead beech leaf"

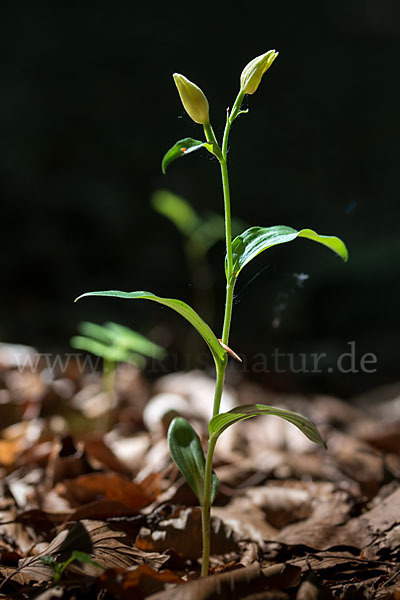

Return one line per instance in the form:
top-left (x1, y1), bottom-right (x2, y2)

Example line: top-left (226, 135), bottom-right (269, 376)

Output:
top-left (138, 472), bottom-right (163, 499)
top-left (0, 439), bottom-right (24, 466)
top-left (238, 542), bottom-right (259, 567)
top-left (147, 563), bottom-right (301, 600)
top-left (82, 436), bottom-right (132, 477)
top-left (6, 519), bottom-right (169, 585)
top-left (296, 579), bottom-right (323, 600)
top-left (291, 551), bottom-right (388, 598)
top-left (99, 565), bottom-right (183, 600)
top-left (61, 473), bottom-right (152, 511)
top-left (224, 484), bottom-right (312, 529)
top-left (211, 504), bottom-right (277, 550)
top-left (0, 550), bottom-right (22, 566)
top-left (277, 485), bottom-right (400, 555)
top-left (0, 507), bottom-right (42, 556)
top-left (328, 433), bottom-right (384, 499)
top-left (136, 507), bottom-right (240, 560)
top-left (14, 509), bottom-right (56, 537)
top-left (67, 499), bottom-right (143, 522)
top-left (31, 587), bottom-right (64, 600)
top-left (45, 435), bottom-right (92, 488)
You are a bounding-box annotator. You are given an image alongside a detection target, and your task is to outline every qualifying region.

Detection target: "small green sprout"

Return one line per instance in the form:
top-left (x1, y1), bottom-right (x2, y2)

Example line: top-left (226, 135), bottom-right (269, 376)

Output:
top-left (40, 551), bottom-right (104, 583)
top-left (71, 321), bottom-right (165, 396)
top-left (152, 189), bottom-right (245, 333)
top-left (75, 50), bottom-right (348, 576)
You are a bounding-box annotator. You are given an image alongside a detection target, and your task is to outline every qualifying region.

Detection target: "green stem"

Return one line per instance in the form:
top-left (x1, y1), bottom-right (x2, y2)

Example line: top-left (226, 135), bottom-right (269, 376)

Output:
top-left (203, 122), bottom-right (223, 161)
top-left (211, 360), bottom-right (226, 418)
top-left (221, 281), bottom-right (235, 346)
top-left (219, 91), bottom-right (244, 344)
top-left (200, 435), bottom-right (217, 578)
top-left (220, 158), bottom-right (233, 283)
top-left (200, 90), bottom-right (245, 577)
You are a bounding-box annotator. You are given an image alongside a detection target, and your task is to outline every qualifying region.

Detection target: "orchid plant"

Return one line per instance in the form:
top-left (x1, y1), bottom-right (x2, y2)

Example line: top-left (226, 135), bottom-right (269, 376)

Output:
top-left (71, 321), bottom-right (165, 397)
top-left (76, 50), bottom-right (348, 576)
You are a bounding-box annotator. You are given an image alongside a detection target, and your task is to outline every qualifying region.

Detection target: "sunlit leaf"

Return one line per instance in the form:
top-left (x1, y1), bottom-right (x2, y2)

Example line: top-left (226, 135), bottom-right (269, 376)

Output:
top-left (152, 189), bottom-right (200, 236)
top-left (40, 556), bottom-right (56, 567)
top-left (152, 190), bottom-right (246, 258)
top-left (168, 417), bottom-right (219, 504)
top-left (161, 138), bottom-right (211, 174)
top-left (78, 322), bottom-right (115, 345)
top-left (70, 335), bottom-right (145, 367)
top-left (72, 321), bottom-right (165, 362)
top-left (71, 550), bottom-right (104, 571)
top-left (209, 403), bottom-right (327, 448)
top-left (229, 226), bottom-right (348, 279)
top-left (105, 322), bottom-right (166, 359)
top-left (75, 290), bottom-right (226, 365)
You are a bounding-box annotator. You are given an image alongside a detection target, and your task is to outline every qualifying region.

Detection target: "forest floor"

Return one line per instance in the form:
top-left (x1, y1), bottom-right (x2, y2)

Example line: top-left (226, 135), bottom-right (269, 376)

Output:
top-left (0, 344), bottom-right (400, 599)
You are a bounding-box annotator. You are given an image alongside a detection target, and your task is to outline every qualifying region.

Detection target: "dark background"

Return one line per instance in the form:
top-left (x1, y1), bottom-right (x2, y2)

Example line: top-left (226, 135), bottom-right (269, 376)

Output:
top-left (1, 1), bottom-right (399, 397)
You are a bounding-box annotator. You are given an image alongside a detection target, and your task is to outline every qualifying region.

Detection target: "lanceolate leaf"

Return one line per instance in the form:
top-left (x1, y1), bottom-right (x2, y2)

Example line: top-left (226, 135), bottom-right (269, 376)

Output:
top-left (229, 226), bottom-right (348, 279)
top-left (78, 322), bottom-right (115, 345)
top-left (161, 138), bottom-right (212, 174)
top-left (75, 290), bottom-right (226, 365)
top-left (70, 335), bottom-right (145, 367)
top-left (152, 189), bottom-right (200, 235)
top-left (209, 404), bottom-right (327, 448)
top-left (71, 551), bottom-right (104, 571)
top-left (105, 322), bottom-right (166, 359)
top-left (168, 417), bottom-right (219, 505)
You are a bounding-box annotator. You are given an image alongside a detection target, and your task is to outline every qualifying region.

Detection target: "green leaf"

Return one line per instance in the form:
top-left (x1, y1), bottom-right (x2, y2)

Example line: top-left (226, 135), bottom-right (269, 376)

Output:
top-left (105, 322), bottom-right (166, 359)
top-left (40, 556), bottom-right (56, 567)
top-left (71, 551), bottom-right (104, 571)
top-left (70, 335), bottom-right (145, 367)
top-left (209, 404), bottom-right (327, 448)
top-left (152, 189), bottom-right (200, 236)
top-left (162, 138), bottom-right (211, 174)
top-left (78, 321), bottom-right (115, 345)
top-left (230, 226), bottom-right (348, 279)
top-left (72, 321), bottom-right (165, 362)
top-left (168, 417), bottom-right (219, 504)
top-left (75, 290), bottom-right (226, 366)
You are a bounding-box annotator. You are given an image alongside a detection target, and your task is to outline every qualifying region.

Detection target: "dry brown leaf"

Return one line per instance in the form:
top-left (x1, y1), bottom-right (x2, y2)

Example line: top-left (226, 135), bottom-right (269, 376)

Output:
top-left (327, 432), bottom-right (384, 499)
top-left (296, 579), bottom-right (329, 600)
top-left (66, 499), bottom-right (143, 522)
top-left (4, 519), bottom-right (169, 585)
top-left (44, 435), bottom-right (93, 489)
top-left (238, 542), bottom-right (259, 567)
top-left (228, 483), bottom-right (313, 529)
top-left (136, 506), bottom-right (240, 560)
top-left (211, 481), bottom-right (355, 553)
top-left (60, 473), bottom-right (153, 511)
top-left (147, 563), bottom-right (301, 600)
top-left (353, 419), bottom-right (400, 453)
top-left (276, 485), bottom-right (400, 556)
top-left (82, 436), bottom-right (132, 476)
top-left (105, 432), bottom-right (151, 474)
top-left (31, 587), bottom-right (64, 600)
top-left (211, 504), bottom-right (277, 550)
top-left (14, 509), bottom-right (56, 537)
top-left (99, 564), bottom-right (183, 600)
top-left (0, 439), bottom-right (24, 467)
top-left (0, 506), bottom-right (41, 555)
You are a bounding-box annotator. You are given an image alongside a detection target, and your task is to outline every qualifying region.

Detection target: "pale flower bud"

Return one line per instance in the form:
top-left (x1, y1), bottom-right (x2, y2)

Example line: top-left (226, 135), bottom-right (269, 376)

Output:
top-left (240, 50), bottom-right (279, 95)
top-left (173, 73), bottom-right (210, 125)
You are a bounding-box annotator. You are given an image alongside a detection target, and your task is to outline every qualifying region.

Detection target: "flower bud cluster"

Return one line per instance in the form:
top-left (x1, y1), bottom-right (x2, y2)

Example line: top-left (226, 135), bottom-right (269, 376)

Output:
top-left (173, 50), bottom-right (278, 125)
